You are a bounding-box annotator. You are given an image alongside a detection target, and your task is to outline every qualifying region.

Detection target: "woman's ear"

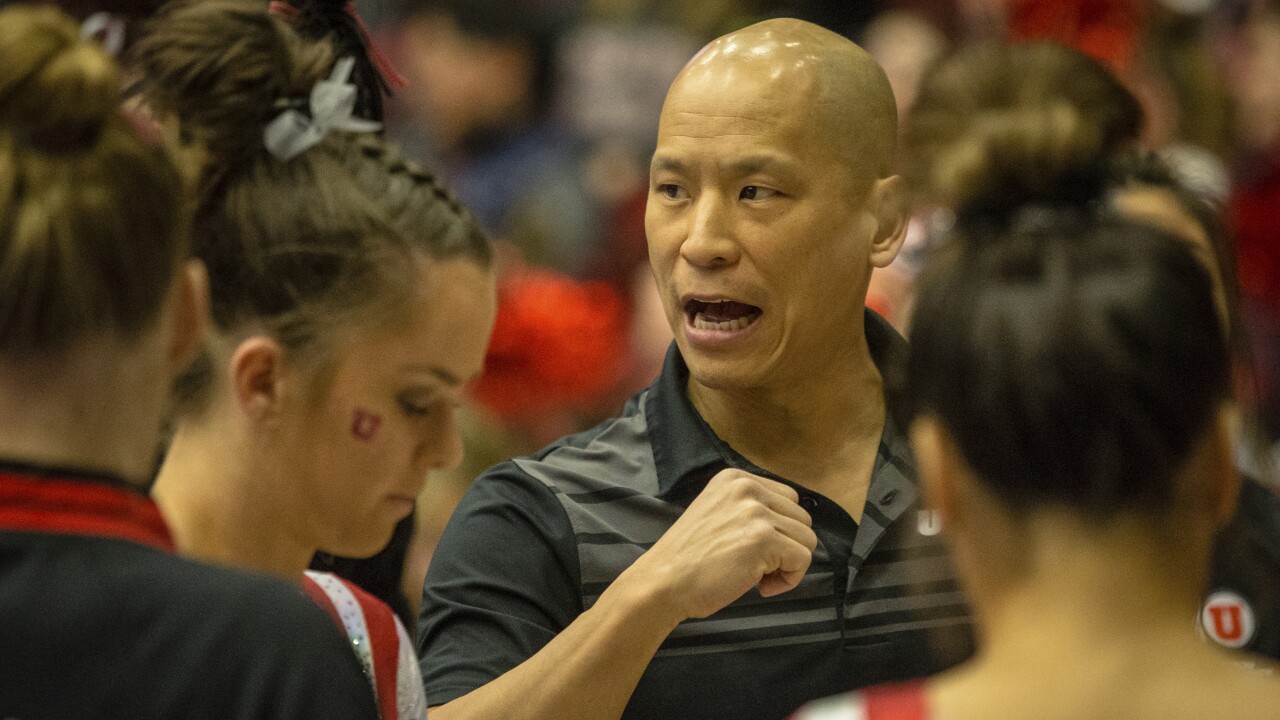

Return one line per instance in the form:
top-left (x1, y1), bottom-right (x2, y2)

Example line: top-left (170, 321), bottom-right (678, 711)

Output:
top-left (167, 260), bottom-right (209, 374)
top-left (227, 336), bottom-right (288, 423)
top-left (867, 175), bottom-right (909, 269)
top-left (909, 416), bottom-right (958, 528)
top-left (1207, 404), bottom-right (1242, 528)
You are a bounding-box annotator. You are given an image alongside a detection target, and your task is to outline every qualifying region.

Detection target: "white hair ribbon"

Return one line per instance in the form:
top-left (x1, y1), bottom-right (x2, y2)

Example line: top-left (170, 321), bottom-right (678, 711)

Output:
top-left (81, 12), bottom-right (126, 57)
top-left (263, 57), bottom-right (381, 161)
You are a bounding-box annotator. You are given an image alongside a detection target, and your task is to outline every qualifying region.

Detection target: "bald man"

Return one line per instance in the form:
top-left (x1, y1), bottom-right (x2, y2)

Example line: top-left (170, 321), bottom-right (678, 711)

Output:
top-left (417, 20), bottom-right (973, 720)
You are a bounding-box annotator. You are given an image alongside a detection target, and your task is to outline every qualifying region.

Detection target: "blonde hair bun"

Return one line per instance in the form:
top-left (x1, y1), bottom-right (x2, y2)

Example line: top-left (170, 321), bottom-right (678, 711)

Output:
top-left (0, 5), bottom-right (120, 151)
top-left (0, 4), bottom-right (187, 357)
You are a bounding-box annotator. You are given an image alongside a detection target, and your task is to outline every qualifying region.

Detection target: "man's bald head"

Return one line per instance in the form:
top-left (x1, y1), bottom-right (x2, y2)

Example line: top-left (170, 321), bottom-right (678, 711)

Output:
top-left (669, 18), bottom-right (898, 185)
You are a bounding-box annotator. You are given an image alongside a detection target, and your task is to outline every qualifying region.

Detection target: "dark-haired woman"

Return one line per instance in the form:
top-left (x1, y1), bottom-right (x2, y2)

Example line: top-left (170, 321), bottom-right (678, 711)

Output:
top-left (0, 5), bottom-right (380, 719)
top-left (1108, 153), bottom-right (1280, 663)
top-left (792, 158), bottom-right (1280, 720)
top-left (134, 3), bottom-right (496, 718)
top-left (899, 41), bottom-right (1280, 666)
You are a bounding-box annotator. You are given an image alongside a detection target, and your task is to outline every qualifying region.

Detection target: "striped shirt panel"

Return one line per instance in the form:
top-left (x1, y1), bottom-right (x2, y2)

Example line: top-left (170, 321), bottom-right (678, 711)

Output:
top-left (515, 386), bottom-right (971, 660)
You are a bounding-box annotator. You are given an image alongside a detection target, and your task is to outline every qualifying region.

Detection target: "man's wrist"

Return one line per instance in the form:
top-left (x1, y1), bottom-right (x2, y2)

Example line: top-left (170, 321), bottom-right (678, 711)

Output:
top-left (596, 564), bottom-right (687, 637)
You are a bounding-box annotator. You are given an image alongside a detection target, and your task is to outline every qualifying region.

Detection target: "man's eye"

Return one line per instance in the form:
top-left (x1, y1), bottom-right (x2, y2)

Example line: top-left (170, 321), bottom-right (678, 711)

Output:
top-left (740, 186), bottom-right (777, 201)
top-left (657, 184), bottom-right (687, 200)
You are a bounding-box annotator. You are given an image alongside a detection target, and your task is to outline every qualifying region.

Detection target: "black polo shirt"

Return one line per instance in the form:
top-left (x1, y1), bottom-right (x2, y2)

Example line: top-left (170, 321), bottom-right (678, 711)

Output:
top-left (418, 310), bottom-right (974, 720)
top-left (0, 462), bottom-right (379, 720)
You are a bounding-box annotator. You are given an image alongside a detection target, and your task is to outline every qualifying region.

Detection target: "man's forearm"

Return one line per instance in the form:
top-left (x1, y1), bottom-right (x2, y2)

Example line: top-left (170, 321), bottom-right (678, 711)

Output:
top-left (427, 576), bottom-right (681, 720)
top-left (427, 470), bottom-right (815, 720)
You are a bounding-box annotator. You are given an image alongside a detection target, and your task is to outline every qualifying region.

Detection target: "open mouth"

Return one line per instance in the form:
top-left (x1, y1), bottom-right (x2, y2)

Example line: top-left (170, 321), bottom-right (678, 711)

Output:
top-left (684, 298), bottom-right (763, 332)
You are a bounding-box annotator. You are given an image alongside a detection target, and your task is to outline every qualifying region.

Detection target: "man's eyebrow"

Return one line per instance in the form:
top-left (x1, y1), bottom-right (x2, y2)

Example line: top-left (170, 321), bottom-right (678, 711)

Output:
top-left (650, 155), bottom-right (688, 176)
top-left (723, 154), bottom-right (798, 177)
top-left (651, 154), bottom-right (801, 178)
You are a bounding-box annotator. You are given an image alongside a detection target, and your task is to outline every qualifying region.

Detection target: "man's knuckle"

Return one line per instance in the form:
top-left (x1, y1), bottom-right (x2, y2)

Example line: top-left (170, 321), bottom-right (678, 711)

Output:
top-left (748, 518), bottom-right (776, 542)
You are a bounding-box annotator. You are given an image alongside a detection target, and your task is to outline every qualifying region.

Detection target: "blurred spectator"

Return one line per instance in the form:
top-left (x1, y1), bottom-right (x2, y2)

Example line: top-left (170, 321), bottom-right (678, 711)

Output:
top-left (556, 1), bottom-right (698, 401)
top-left (556, 1), bottom-right (698, 271)
top-left (392, 0), bottom-right (594, 273)
top-left (557, 1), bottom-right (699, 148)
top-left (1226, 6), bottom-right (1280, 440)
top-left (1006, 0), bottom-right (1145, 72)
top-left (863, 10), bottom-right (950, 121)
top-left (472, 267), bottom-right (629, 445)
top-left (862, 10), bottom-right (949, 323)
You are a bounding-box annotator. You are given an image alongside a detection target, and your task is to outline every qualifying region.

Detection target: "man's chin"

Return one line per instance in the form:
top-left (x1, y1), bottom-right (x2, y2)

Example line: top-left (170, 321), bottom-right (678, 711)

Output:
top-left (682, 353), bottom-right (768, 394)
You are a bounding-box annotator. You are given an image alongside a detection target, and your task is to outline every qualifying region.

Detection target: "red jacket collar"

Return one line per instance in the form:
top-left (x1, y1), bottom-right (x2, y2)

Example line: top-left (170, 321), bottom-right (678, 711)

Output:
top-left (0, 462), bottom-right (173, 551)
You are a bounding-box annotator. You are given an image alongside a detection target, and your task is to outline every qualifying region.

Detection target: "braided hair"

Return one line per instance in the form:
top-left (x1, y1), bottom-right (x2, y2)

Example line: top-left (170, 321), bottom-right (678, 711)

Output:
top-left (135, 0), bottom-right (489, 414)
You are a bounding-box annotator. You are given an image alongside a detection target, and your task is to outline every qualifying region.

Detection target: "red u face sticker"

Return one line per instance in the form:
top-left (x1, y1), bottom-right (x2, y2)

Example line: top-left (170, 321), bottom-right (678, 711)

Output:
top-left (351, 408), bottom-right (382, 441)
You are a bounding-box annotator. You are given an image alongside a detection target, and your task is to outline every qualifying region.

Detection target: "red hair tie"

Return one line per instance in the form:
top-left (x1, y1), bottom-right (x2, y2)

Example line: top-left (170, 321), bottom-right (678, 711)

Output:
top-left (267, 1), bottom-right (407, 91)
top-left (343, 2), bottom-right (408, 90)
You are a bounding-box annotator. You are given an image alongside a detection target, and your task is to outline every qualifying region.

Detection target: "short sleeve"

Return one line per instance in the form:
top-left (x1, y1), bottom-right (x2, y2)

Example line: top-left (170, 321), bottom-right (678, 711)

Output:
top-left (416, 462), bottom-right (582, 706)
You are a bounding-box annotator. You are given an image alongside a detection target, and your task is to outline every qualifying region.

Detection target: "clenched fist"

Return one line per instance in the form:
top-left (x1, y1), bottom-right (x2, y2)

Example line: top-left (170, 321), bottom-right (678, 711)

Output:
top-left (616, 468), bottom-right (819, 623)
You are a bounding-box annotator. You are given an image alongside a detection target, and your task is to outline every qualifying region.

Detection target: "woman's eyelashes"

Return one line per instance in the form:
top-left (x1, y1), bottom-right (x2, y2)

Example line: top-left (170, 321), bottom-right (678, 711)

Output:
top-left (398, 388), bottom-right (463, 420)
top-left (397, 394), bottom-right (436, 417)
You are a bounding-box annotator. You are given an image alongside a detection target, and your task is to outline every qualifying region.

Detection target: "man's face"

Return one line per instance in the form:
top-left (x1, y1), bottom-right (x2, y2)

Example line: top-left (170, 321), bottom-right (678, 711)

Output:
top-left (645, 63), bottom-right (879, 391)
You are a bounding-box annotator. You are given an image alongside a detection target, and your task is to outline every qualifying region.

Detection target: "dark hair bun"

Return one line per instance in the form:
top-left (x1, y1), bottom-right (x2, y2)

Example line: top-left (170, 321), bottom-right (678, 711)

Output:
top-left (944, 104), bottom-right (1113, 234)
top-left (906, 42), bottom-right (1142, 228)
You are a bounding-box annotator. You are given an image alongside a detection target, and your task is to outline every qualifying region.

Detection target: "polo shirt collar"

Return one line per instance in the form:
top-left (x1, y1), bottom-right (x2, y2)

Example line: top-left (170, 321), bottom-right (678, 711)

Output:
top-left (0, 459), bottom-right (174, 551)
top-left (646, 308), bottom-right (914, 501)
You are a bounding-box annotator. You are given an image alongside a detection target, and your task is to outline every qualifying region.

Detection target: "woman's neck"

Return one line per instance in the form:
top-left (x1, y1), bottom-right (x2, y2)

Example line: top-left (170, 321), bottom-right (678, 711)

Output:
top-left (153, 419), bottom-right (315, 581)
top-left (0, 342), bottom-right (167, 483)
top-left (963, 512), bottom-right (1210, 674)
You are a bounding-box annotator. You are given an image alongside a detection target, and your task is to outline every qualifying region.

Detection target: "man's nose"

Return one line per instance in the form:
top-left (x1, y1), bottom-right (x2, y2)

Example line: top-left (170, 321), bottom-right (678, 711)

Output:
top-left (680, 194), bottom-right (739, 269)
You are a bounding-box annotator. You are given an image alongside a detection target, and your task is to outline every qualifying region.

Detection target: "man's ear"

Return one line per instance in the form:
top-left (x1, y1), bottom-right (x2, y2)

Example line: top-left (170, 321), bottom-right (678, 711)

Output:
top-left (868, 175), bottom-right (909, 269)
top-left (167, 260), bottom-right (209, 374)
top-left (909, 416), bottom-right (958, 529)
top-left (227, 336), bottom-right (288, 423)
